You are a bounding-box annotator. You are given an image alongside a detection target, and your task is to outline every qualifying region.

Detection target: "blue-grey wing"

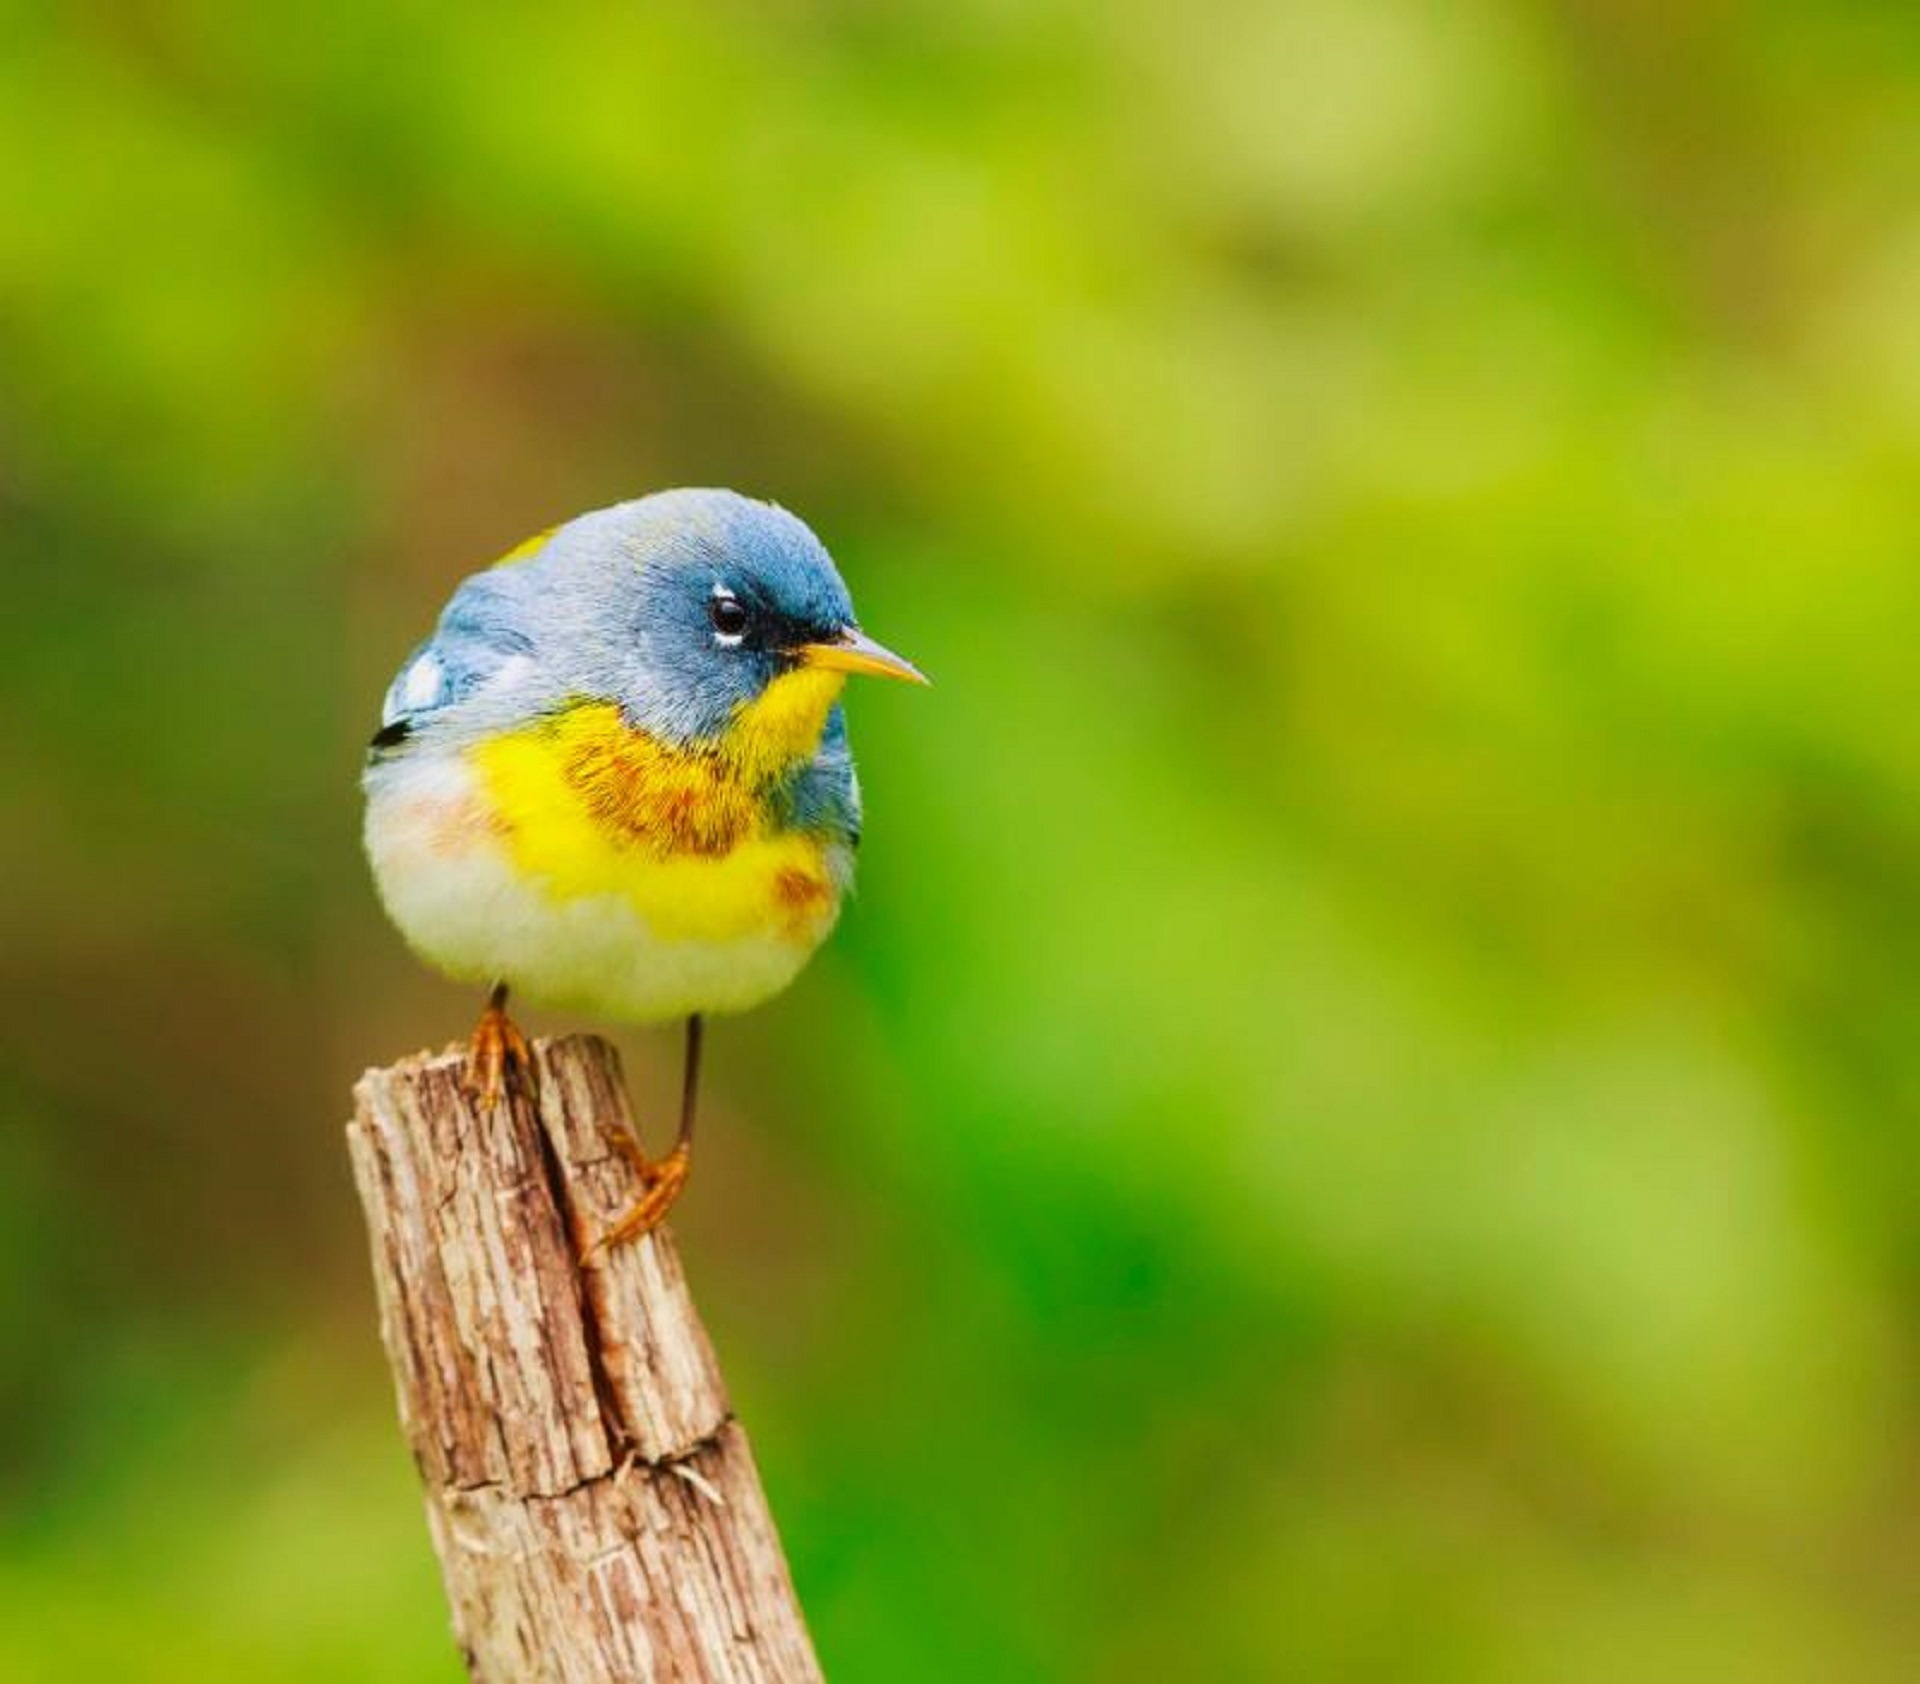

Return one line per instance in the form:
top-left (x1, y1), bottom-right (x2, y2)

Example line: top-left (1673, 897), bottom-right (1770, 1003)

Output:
top-left (369, 570), bottom-right (536, 756)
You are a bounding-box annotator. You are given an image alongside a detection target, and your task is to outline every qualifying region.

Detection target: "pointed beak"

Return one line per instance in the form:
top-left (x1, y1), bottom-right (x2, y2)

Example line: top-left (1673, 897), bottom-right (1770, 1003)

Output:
top-left (798, 626), bottom-right (930, 685)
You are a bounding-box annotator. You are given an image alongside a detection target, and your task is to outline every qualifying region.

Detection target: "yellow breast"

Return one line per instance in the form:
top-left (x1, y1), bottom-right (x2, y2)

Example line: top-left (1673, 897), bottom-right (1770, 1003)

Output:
top-left (468, 676), bottom-right (849, 948)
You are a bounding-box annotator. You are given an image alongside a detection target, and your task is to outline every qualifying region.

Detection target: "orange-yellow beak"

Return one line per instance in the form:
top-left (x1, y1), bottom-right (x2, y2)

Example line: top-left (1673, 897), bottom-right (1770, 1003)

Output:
top-left (799, 627), bottom-right (930, 685)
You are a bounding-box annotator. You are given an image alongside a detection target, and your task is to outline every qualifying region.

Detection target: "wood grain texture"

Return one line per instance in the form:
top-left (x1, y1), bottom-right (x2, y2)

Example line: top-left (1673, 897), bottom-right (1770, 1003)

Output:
top-left (347, 1035), bottom-right (822, 1684)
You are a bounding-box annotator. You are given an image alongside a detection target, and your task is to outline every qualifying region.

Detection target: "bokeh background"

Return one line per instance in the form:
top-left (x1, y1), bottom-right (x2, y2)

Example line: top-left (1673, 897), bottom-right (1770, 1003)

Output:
top-left (4, 2), bottom-right (1920, 1678)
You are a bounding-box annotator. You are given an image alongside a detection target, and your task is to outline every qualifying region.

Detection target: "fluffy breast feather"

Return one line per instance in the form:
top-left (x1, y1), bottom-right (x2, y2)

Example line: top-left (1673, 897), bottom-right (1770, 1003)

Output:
top-left (465, 691), bottom-right (855, 947)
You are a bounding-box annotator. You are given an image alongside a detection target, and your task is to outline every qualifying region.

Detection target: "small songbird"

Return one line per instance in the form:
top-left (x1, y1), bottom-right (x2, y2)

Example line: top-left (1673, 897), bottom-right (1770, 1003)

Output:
top-left (363, 489), bottom-right (925, 1249)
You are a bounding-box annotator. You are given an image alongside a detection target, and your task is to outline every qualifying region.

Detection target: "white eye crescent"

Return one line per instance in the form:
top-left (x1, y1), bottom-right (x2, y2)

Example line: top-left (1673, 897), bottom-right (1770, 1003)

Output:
top-left (708, 585), bottom-right (750, 645)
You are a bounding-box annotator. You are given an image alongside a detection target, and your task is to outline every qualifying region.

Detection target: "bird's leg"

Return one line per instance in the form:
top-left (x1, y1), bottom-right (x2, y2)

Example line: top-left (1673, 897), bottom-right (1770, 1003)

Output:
top-left (463, 981), bottom-right (534, 1109)
top-left (587, 1014), bottom-right (701, 1258)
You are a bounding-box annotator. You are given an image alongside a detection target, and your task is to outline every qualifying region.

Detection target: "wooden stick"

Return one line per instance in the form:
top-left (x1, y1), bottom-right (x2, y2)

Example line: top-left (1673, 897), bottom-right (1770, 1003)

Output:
top-left (347, 1034), bottom-right (823, 1684)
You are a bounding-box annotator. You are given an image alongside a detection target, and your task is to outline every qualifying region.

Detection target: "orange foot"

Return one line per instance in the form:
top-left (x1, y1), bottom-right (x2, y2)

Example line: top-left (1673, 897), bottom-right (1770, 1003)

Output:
top-left (462, 985), bottom-right (533, 1110)
top-left (583, 1135), bottom-right (691, 1262)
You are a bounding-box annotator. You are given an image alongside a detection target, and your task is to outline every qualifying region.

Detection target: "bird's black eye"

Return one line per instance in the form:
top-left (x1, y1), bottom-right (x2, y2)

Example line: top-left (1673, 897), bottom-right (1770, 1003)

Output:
top-left (709, 596), bottom-right (750, 639)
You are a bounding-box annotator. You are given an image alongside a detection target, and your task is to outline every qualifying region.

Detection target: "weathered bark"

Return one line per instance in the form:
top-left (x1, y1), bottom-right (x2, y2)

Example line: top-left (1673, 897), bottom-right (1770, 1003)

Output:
top-left (347, 1034), bottom-right (823, 1684)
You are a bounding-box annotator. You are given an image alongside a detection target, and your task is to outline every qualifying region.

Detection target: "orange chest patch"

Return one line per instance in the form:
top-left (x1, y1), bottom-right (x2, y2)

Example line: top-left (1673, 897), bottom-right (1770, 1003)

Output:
top-left (466, 702), bottom-right (847, 944)
top-left (482, 671), bottom-right (848, 863)
top-left (558, 719), bottom-right (755, 856)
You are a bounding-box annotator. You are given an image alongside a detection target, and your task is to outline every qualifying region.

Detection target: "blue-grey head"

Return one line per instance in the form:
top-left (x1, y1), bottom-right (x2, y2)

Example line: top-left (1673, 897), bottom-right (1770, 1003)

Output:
top-left (608, 489), bottom-right (923, 740)
top-left (377, 488), bottom-right (925, 755)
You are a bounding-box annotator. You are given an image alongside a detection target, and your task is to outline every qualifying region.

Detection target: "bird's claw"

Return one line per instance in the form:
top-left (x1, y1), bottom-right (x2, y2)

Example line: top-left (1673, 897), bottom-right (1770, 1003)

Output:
top-left (463, 994), bottom-right (534, 1110)
top-left (580, 1138), bottom-right (691, 1264)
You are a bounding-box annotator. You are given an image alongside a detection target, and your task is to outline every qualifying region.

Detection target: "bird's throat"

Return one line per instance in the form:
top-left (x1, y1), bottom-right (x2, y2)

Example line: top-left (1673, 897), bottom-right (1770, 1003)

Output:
top-left (724, 664), bottom-right (848, 787)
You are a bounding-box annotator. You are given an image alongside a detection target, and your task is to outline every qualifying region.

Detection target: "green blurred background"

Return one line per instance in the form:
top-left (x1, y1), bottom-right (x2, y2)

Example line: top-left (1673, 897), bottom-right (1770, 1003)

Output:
top-left (4, 1), bottom-right (1919, 1678)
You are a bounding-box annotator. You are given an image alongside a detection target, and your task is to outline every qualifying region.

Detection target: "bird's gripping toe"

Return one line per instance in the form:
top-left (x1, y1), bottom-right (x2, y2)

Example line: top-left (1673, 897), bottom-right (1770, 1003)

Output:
top-left (463, 983), bottom-right (534, 1110)
top-left (580, 1013), bottom-right (703, 1262)
top-left (582, 1133), bottom-right (691, 1263)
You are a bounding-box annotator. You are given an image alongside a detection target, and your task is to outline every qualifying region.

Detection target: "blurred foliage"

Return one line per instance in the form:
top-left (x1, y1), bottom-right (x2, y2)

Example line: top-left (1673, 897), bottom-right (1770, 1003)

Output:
top-left (3, 0), bottom-right (1920, 1677)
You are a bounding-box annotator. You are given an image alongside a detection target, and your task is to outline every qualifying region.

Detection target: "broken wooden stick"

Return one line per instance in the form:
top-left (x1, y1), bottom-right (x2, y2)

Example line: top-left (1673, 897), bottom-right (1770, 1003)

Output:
top-left (347, 1034), bottom-right (822, 1683)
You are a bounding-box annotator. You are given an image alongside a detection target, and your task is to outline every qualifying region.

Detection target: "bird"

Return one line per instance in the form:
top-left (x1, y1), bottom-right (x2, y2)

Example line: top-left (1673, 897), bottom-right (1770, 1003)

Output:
top-left (362, 488), bottom-right (925, 1252)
